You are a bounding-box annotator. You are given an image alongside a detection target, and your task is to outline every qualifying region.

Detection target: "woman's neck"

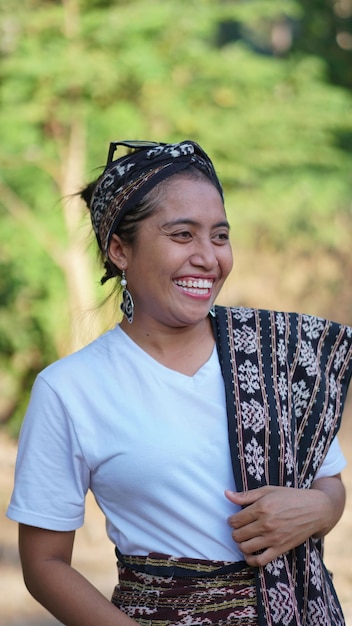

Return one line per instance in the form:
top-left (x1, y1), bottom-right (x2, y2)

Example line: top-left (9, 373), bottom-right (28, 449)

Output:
top-left (119, 316), bottom-right (215, 376)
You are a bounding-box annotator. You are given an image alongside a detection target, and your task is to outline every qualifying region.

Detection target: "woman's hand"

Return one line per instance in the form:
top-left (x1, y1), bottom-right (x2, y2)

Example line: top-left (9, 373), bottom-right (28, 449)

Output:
top-left (225, 475), bottom-right (345, 567)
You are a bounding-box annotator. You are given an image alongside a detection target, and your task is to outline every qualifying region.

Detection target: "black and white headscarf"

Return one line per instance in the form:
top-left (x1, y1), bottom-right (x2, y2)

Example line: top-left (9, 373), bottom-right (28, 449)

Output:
top-left (90, 140), bottom-right (223, 258)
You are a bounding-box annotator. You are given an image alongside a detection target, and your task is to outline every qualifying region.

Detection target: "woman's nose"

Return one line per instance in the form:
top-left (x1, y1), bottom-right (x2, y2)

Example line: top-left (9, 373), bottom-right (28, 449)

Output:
top-left (189, 239), bottom-right (218, 269)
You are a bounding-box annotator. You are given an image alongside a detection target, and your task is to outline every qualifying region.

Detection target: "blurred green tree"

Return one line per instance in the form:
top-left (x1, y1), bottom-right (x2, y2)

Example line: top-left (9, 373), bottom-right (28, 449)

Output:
top-left (0, 0), bottom-right (351, 432)
top-left (293, 0), bottom-right (352, 90)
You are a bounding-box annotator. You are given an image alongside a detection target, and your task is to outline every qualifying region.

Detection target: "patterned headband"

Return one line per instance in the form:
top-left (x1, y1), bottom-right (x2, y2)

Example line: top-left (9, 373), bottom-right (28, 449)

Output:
top-left (90, 140), bottom-right (223, 256)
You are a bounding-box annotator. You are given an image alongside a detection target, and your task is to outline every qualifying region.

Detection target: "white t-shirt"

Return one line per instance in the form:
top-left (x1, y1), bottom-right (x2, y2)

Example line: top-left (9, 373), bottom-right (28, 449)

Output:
top-left (7, 326), bottom-right (346, 561)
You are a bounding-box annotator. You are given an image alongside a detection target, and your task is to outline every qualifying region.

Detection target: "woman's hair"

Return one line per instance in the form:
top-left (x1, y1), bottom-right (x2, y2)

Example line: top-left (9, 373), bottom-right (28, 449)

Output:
top-left (81, 166), bottom-right (215, 284)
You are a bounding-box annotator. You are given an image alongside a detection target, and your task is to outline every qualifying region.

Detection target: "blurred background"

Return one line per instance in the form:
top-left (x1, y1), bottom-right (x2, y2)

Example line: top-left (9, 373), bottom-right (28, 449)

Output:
top-left (0, 0), bottom-right (351, 624)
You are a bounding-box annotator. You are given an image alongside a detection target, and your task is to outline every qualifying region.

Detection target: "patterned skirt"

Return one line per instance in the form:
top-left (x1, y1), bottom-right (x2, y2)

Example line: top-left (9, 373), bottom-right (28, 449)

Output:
top-left (111, 552), bottom-right (258, 626)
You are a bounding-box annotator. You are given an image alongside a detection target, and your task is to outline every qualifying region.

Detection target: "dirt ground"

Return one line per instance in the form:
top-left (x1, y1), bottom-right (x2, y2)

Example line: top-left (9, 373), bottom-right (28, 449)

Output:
top-left (1, 405), bottom-right (352, 626)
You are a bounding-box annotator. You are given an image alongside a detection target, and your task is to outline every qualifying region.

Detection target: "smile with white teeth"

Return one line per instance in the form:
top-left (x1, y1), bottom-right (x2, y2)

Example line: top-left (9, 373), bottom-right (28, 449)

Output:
top-left (174, 278), bottom-right (213, 295)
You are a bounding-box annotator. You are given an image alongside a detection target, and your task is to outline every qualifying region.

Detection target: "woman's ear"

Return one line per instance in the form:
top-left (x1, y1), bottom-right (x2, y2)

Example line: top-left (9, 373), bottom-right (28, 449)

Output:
top-left (108, 234), bottom-right (128, 270)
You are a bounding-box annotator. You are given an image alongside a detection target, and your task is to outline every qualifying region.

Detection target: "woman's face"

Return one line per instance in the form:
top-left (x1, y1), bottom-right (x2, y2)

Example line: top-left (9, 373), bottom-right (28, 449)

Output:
top-left (110, 176), bottom-right (233, 331)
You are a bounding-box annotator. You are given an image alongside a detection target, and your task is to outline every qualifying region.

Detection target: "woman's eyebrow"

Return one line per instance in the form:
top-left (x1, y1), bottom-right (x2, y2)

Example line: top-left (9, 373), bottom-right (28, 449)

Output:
top-left (162, 218), bottom-right (230, 229)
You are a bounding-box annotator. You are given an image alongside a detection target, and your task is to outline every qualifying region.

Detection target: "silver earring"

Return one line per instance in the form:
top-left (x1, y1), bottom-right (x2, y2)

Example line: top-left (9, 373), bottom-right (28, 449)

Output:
top-left (120, 270), bottom-right (134, 324)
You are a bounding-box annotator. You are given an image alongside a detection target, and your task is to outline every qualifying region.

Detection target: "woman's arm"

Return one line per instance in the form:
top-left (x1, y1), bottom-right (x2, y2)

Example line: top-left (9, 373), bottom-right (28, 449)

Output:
top-left (19, 524), bottom-right (138, 626)
top-left (311, 474), bottom-right (346, 537)
top-left (225, 474), bottom-right (346, 567)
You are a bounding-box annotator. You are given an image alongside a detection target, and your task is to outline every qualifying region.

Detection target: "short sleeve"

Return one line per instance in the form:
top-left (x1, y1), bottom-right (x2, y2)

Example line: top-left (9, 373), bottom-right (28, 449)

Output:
top-left (6, 374), bottom-right (90, 530)
top-left (315, 436), bottom-right (347, 479)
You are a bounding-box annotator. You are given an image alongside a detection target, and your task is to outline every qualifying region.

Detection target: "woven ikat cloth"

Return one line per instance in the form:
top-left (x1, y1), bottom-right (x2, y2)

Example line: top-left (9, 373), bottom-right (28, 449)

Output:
top-left (213, 306), bottom-right (352, 626)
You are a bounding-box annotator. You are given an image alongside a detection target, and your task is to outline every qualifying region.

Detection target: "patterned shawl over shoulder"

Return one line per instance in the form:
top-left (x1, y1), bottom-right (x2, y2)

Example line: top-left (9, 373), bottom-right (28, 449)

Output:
top-left (212, 306), bottom-right (352, 626)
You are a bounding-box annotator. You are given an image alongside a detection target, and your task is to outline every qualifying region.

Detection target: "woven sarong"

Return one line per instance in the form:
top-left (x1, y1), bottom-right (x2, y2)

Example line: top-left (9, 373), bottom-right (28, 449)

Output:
top-left (212, 307), bottom-right (352, 626)
top-left (111, 552), bottom-right (257, 625)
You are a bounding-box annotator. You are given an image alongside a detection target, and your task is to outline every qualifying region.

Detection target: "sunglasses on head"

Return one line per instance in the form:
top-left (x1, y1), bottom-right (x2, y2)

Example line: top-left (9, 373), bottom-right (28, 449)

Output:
top-left (106, 140), bottom-right (167, 166)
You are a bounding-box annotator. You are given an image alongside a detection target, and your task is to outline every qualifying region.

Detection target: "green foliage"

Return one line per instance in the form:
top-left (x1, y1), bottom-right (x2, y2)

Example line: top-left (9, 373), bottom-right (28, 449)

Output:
top-left (293, 0), bottom-right (352, 90)
top-left (1, 0), bottom-right (352, 434)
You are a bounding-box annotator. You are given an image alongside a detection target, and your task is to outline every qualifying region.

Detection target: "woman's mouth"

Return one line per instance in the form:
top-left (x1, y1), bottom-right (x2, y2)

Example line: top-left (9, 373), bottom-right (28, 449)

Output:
top-left (173, 278), bottom-right (214, 295)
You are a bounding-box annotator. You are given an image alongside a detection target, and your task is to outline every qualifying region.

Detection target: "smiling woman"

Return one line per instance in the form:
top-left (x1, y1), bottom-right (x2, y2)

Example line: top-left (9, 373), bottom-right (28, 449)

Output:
top-left (6, 139), bottom-right (352, 626)
top-left (107, 175), bottom-right (233, 352)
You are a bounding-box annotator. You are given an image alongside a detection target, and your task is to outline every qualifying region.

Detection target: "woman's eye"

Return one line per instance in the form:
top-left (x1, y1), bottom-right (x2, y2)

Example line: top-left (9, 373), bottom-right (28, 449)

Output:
top-left (213, 231), bottom-right (230, 243)
top-left (172, 231), bottom-right (192, 239)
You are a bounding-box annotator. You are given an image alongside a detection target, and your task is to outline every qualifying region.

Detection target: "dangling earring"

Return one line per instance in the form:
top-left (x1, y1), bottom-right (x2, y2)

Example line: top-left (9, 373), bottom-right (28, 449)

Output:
top-left (120, 270), bottom-right (134, 324)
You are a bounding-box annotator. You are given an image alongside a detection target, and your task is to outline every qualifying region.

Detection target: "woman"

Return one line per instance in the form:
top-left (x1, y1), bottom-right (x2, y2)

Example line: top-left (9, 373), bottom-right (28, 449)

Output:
top-left (7, 140), bottom-right (352, 626)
